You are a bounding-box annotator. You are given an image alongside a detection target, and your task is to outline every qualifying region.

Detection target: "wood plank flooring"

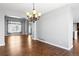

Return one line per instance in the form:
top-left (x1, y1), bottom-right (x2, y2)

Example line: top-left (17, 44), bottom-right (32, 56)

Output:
top-left (0, 35), bottom-right (78, 56)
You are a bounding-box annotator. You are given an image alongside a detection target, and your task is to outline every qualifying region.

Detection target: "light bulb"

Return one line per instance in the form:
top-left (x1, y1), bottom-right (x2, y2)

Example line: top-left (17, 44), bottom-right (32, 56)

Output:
top-left (38, 12), bottom-right (41, 16)
top-left (29, 14), bottom-right (32, 18)
top-left (26, 12), bottom-right (30, 16)
top-left (33, 10), bottom-right (37, 14)
top-left (35, 14), bottom-right (38, 18)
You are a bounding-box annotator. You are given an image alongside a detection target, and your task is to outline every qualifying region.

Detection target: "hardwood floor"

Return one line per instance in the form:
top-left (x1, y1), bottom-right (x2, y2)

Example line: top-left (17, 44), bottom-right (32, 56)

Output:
top-left (0, 35), bottom-right (78, 56)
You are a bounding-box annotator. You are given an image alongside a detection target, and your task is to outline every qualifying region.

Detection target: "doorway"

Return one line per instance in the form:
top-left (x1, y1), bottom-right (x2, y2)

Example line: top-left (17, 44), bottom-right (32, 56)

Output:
top-left (73, 23), bottom-right (77, 40)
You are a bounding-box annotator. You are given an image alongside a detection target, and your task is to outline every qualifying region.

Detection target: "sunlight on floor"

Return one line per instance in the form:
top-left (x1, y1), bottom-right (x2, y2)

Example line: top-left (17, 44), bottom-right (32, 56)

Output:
top-left (7, 35), bottom-right (33, 55)
top-left (27, 35), bottom-right (32, 49)
top-left (8, 36), bottom-right (22, 55)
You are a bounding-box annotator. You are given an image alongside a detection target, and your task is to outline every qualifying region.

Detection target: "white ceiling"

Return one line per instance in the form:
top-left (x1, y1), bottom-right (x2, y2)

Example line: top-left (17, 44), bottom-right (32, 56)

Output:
top-left (1, 3), bottom-right (79, 22)
top-left (0, 3), bottom-right (68, 15)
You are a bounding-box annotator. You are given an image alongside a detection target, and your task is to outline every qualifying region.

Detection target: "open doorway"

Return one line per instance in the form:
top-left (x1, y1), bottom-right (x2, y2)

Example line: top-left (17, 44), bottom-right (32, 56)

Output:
top-left (77, 23), bottom-right (79, 39)
top-left (73, 23), bottom-right (77, 40)
top-left (73, 23), bottom-right (79, 40)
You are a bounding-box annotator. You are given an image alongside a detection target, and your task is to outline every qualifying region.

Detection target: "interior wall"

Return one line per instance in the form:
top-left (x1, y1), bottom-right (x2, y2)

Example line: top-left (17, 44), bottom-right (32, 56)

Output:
top-left (71, 4), bottom-right (79, 23)
top-left (25, 20), bottom-right (28, 35)
top-left (37, 5), bottom-right (73, 50)
top-left (0, 10), bottom-right (5, 46)
top-left (73, 23), bottom-right (77, 31)
top-left (0, 9), bottom-right (28, 45)
top-left (32, 22), bottom-right (37, 40)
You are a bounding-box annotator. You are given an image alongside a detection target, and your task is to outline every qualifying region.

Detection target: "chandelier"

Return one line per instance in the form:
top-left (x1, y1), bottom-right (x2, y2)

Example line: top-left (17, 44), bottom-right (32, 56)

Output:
top-left (26, 3), bottom-right (41, 22)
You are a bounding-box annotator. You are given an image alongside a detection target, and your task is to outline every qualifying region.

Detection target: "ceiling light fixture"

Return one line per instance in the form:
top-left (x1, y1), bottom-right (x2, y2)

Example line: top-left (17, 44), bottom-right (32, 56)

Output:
top-left (26, 3), bottom-right (41, 23)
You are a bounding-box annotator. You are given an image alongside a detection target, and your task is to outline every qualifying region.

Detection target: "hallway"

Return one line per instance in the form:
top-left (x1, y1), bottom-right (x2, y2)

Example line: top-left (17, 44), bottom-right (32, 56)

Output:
top-left (0, 35), bottom-right (76, 56)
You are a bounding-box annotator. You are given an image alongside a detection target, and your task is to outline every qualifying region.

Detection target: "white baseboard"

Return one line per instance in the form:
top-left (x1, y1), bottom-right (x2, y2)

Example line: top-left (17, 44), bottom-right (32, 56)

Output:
top-left (37, 38), bottom-right (73, 50)
top-left (32, 37), bottom-right (37, 40)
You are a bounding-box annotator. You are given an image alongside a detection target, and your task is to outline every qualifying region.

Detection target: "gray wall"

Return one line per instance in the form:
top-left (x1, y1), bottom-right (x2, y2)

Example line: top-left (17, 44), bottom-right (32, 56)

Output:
top-left (25, 20), bottom-right (28, 35)
top-left (0, 10), bottom-right (5, 46)
top-left (37, 5), bottom-right (73, 50)
top-left (73, 23), bottom-right (77, 31)
top-left (71, 4), bottom-right (79, 23)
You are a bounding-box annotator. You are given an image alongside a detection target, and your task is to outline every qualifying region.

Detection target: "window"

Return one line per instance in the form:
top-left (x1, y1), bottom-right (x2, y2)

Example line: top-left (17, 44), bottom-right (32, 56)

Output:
top-left (8, 21), bottom-right (21, 33)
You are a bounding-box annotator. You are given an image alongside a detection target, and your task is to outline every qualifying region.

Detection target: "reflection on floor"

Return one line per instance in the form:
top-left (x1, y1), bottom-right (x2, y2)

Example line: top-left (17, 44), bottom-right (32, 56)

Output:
top-left (73, 36), bottom-right (79, 56)
top-left (0, 35), bottom-right (78, 56)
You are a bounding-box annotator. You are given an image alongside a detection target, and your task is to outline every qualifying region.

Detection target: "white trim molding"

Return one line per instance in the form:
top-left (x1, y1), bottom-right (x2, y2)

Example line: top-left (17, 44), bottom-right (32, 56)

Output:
top-left (37, 38), bottom-right (73, 50)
